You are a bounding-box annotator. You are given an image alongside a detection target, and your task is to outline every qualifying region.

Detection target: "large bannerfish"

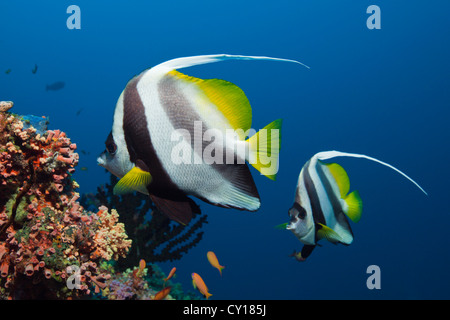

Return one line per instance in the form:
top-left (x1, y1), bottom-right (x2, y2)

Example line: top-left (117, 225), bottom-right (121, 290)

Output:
top-left (280, 150), bottom-right (427, 261)
top-left (98, 54), bottom-right (308, 225)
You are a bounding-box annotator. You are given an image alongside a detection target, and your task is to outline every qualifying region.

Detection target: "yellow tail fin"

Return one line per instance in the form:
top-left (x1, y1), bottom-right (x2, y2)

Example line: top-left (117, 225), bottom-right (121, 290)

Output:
top-left (344, 190), bottom-right (363, 223)
top-left (247, 119), bottom-right (282, 180)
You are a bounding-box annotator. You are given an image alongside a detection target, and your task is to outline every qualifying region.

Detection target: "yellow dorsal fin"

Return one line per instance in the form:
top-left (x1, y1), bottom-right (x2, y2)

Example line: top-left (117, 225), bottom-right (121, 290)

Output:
top-left (323, 162), bottom-right (350, 198)
top-left (317, 223), bottom-right (343, 244)
top-left (169, 70), bottom-right (252, 138)
top-left (113, 166), bottom-right (152, 196)
top-left (322, 162), bottom-right (362, 223)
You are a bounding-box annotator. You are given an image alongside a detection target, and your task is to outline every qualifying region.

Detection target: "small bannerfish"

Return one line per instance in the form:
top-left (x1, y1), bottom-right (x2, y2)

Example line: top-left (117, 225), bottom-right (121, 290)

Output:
top-left (152, 286), bottom-right (171, 300)
top-left (164, 267), bottom-right (176, 282)
top-left (281, 150), bottom-right (427, 261)
top-left (97, 54), bottom-right (308, 225)
top-left (46, 81), bottom-right (65, 91)
top-left (192, 272), bottom-right (212, 299)
top-left (207, 251), bottom-right (225, 276)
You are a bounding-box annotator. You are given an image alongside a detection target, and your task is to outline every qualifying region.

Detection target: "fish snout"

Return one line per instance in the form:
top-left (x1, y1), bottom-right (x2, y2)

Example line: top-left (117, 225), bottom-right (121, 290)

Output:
top-left (97, 152), bottom-right (107, 167)
top-left (286, 215), bottom-right (299, 231)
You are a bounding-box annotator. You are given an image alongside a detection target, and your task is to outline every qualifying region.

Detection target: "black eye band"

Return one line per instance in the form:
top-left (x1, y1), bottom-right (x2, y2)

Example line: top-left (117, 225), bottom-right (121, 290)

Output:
top-left (292, 202), bottom-right (306, 219)
top-left (106, 142), bottom-right (117, 155)
top-left (105, 131), bottom-right (117, 155)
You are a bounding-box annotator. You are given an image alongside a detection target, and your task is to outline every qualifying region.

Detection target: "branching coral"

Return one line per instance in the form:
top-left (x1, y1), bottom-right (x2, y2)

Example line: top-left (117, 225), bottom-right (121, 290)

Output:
top-left (0, 102), bottom-right (132, 299)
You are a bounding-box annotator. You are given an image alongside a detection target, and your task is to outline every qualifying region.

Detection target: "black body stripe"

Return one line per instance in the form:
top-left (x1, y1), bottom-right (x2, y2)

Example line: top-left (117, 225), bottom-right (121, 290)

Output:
top-left (303, 160), bottom-right (326, 226)
top-left (123, 74), bottom-right (185, 200)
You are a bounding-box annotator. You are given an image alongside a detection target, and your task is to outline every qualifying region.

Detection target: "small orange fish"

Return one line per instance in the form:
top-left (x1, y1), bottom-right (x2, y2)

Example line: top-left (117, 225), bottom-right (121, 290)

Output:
top-left (207, 251), bottom-right (225, 276)
top-left (139, 259), bottom-right (146, 271)
top-left (153, 286), bottom-right (171, 300)
top-left (192, 273), bottom-right (212, 299)
top-left (164, 267), bottom-right (176, 282)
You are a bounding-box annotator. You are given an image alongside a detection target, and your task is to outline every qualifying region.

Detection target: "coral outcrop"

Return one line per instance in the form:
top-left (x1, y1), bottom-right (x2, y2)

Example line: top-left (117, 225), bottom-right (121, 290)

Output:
top-left (0, 101), bottom-right (202, 300)
top-left (0, 102), bottom-right (132, 299)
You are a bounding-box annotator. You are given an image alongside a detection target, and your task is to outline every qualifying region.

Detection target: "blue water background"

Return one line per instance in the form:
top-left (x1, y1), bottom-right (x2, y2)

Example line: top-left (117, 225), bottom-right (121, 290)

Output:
top-left (1, 1), bottom-right (449, 299)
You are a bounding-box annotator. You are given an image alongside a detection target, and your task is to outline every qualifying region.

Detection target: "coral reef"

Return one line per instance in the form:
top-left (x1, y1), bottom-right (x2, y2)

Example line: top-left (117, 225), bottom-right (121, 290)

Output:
top-left (98, 260), bottom-right (200, 300)
top-left (82, 174), bottom-right (208, 270)
top-left (0, 101), bottom-right (201, 300)
top-left (101, 259), bottom-right (166, 300)
top-left (0, 102), bottom-right (132, 299)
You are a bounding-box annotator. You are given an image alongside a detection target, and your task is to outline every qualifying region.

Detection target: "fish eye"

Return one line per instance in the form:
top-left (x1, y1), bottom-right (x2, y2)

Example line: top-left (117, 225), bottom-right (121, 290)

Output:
top-left (106, 142), bottom-right (117, 155)
top-left (104, 132), bottom-right (117, 155)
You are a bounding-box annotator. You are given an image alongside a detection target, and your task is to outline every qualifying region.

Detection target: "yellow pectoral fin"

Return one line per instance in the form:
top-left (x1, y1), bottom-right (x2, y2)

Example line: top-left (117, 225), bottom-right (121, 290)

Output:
top-left (113, 166), bottom-right (152, 196)
top-left (275, 222), bottom-right (288, 230)
top-left (317, 223), bottom-right (343, 244)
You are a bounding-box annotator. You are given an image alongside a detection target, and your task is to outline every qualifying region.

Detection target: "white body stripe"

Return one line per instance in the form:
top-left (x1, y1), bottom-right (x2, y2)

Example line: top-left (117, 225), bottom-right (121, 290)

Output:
top-left (108, 92), bottom-right (135, 178)
top-left (295, 169), bottom-right (316, 245)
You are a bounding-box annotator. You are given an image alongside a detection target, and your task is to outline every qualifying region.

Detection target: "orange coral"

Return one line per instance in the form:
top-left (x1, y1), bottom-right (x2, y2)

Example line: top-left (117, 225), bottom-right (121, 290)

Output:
top-left (91, 206), bottom-right (132, 261)
top-left (0, 102), bottom-right (131, 299)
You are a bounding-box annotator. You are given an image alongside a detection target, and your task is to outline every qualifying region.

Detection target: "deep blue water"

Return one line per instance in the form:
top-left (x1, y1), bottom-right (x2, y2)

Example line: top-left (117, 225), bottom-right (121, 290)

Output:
top-left (1, 1), bottom-right (449, 299)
